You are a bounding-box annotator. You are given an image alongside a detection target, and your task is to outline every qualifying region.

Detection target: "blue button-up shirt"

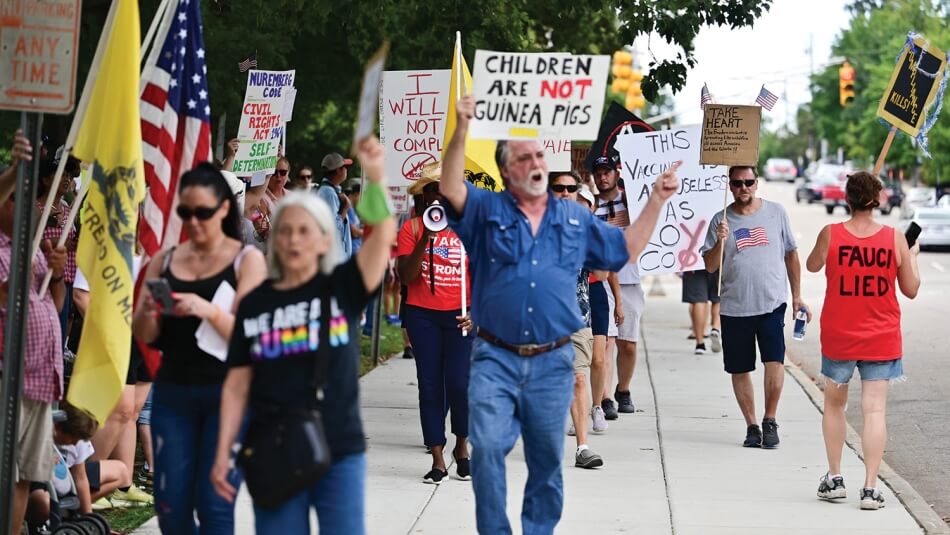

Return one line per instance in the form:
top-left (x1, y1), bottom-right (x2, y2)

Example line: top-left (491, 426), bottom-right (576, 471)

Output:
top-left (446, 182), bottom-right (628, 344)
top-left (316, 179), bottom-right (352, 260)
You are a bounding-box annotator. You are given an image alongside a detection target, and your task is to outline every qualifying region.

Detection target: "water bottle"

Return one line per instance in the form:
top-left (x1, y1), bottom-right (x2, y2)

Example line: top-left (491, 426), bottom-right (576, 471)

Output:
top-left (793, 308), bottom-right (808, 341)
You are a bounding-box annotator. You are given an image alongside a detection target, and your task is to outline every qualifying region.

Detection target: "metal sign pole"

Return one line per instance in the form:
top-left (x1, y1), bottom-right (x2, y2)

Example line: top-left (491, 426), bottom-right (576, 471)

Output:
top-left (0, 111), bottom-right (43, 535)
top-left (370, 282), bottom-right (384, 367)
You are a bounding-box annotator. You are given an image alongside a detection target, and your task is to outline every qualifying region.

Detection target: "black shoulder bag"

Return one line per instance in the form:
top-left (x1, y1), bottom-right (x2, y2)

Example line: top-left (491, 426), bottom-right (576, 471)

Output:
top-left (237, 300), bottom-right (333, 509)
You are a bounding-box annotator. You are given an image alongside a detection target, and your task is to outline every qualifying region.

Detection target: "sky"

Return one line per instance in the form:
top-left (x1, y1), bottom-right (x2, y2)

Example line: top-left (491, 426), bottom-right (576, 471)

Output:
top-left (633, 0), bottom-right (853, 131)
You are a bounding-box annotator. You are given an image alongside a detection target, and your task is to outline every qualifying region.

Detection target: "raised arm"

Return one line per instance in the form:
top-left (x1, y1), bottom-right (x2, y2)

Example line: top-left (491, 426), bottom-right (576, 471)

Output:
top-left (355, 137), bottom-right (397, 292)
top-left (0, 130), bottom-right (31, 204)
top-left (624, 162), bottom-right (681, 260)
top-left (439, 96), bottom-right (473, 215)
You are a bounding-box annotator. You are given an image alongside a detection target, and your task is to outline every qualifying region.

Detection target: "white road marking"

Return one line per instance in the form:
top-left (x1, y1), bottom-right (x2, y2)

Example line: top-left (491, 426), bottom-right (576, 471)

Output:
top-left (931, 261), bottom-right (945, 273)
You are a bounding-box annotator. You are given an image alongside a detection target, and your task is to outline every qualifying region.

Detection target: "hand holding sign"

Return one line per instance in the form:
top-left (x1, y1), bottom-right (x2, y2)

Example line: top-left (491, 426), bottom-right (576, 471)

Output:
top-left (716, 217), bottom-right (730, 242)
top-left (457, 95), bottom-right (475, 129)
top-left (357, 136), bottom-right (386, 184)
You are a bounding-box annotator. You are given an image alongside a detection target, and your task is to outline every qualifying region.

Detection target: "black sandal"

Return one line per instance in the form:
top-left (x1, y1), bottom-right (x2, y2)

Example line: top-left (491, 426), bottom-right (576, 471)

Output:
top-left (423, 468), bottom-right (448, 484)
top-left (453, 451), bottom-right (471, 481)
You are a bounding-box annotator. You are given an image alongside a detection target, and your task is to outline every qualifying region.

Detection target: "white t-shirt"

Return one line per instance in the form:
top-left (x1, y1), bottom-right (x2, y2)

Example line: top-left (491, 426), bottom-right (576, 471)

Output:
top-left (52, 440), bottom-right (95, 496)
top-left (74, 255), bottom-right (142, 292)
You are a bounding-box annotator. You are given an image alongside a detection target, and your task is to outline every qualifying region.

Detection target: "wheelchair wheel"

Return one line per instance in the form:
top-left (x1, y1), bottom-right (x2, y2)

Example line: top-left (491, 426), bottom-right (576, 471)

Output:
top-left (51, 524), bottom-right (86, 535)
top-left (80, 513), bottom-right (110, 535)
top-left (71, 516), bottom-right (107, 535)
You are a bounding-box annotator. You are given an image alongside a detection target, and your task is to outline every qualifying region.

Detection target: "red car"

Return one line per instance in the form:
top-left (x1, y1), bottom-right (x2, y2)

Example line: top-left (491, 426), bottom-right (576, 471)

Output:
top-left (821, 175), bottom-right (892, 215)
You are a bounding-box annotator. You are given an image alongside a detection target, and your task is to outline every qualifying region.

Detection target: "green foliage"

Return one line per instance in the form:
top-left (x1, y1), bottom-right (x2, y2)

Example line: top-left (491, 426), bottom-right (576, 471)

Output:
top-left (810, 0), bottom-right (950, 183)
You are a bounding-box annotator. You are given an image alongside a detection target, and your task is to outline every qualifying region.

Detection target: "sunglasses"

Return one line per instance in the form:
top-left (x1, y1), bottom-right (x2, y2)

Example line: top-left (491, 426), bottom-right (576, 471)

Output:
top-left (176, 202), bottom-right (223, 221)
top-left (730, 179), bottom-right (757, 188)
top-left (550, 184), bottom-right (579, 193)
top-left (276, 169), bottom-right (289, 177)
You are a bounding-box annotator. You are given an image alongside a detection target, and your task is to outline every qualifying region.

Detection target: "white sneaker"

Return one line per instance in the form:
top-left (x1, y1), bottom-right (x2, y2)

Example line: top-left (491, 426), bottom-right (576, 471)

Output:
top-left (591, 406), bottom-right (608, 434)
top-left (710, 328), bottom-right (722, 353)
top-left (567, 423), bottom-right (576, 436)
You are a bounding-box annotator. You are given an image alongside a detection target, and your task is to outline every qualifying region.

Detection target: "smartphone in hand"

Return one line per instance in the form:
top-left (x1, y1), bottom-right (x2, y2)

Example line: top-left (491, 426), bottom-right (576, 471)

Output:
top-left (146, 279), bottom-right (177, 315)
top-left (905, 222), bottom-right (922, 249)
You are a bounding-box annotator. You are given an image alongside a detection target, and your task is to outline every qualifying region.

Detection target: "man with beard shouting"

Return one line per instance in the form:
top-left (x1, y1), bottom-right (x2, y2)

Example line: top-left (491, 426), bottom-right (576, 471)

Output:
top-left (439, 95), bottom-right (681, 535)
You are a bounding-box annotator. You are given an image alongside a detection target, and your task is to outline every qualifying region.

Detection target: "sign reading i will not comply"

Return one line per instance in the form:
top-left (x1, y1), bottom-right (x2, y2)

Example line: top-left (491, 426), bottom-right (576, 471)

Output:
top-left (469, 51), bottom-right (609, 141)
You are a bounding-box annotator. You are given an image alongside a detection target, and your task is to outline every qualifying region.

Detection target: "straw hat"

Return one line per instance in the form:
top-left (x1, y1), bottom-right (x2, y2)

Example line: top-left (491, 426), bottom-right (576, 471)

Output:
top-left (408, 161), bottom-right (442, 196)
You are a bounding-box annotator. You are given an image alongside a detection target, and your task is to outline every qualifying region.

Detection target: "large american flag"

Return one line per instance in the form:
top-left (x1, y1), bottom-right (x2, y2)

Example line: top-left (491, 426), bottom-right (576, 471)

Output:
top-left (734, 227), bottom-right (770, 251)
top-left (755, 85), bottom-right (779, 111)
top-left (139, 0), bottom-right (213, 256)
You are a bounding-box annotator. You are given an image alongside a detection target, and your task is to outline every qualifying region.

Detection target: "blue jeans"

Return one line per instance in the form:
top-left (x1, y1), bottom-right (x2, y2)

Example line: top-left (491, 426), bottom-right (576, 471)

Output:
top-left (404, 305), bottom-right (473, 446)
top-left (152, 381), bottom-right (240, 535)
top-left (252, 452), bottom-right (366, 535)
top-left (468, 337), bottom-right (575, 535)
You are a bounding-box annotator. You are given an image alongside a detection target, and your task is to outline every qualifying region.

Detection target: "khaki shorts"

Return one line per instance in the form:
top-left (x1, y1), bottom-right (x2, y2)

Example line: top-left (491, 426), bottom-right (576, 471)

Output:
top-left (16, 398), bottom-right (55, 482)
top-left (571, 328), bottom-right (593, 373)
top-left (606, 283), bottom-right (645, 342)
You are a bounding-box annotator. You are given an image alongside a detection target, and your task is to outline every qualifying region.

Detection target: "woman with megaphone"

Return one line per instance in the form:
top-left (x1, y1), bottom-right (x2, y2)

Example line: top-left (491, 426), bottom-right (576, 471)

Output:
top-left (396, 161), bottom-right (475, 485)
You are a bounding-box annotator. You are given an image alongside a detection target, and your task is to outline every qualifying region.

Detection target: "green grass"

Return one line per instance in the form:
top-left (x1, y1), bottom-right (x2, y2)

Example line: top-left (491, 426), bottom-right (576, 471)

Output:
top-left (98, 322), bottom-right (403, 533)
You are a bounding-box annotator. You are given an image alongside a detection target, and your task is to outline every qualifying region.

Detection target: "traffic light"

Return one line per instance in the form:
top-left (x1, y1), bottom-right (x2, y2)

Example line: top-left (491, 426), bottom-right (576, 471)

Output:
top-left (626, 65), bottom-right (646, 111)
top-left (611, 50), bottom-right (633, 94)
top-left (839, 60), bottom-right (855, 107)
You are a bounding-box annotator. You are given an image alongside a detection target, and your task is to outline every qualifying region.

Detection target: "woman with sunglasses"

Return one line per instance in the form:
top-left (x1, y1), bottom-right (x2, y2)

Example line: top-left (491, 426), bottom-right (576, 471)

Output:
top-left (133, 163), bottom-right (267, 534)
top-left (211, 137), bottom-right (395, 534)
top-left (395, 162), bottom-right (474, 484)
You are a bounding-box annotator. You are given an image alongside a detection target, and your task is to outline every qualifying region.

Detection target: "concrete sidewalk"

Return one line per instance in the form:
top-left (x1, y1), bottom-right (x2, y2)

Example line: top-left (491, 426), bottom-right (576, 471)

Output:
top-left (136, 290), bottom-right (933, 534)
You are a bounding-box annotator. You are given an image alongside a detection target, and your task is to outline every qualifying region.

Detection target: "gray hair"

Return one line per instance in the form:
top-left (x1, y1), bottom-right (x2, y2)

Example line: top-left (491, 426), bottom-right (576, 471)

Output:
top-left (494, 141), bottom-right (510, 172)
top-left (266, 191), bottom-right (341, 279)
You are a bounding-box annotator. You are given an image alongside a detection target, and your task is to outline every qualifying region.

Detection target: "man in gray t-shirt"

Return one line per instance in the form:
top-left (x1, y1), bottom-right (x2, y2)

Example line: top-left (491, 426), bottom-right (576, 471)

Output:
top-left (702, 166), bottom-right (811, 450)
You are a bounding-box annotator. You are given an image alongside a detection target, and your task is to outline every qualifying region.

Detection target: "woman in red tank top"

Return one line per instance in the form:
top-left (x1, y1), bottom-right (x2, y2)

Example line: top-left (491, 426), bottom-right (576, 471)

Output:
top-left (806, 171), bottom-right (920, 510)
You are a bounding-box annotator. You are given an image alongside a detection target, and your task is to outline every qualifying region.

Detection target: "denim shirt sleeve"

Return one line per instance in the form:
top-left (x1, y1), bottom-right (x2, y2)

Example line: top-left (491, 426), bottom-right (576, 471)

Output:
top-left (444, 182), bottom-right (492, 249)
top-left (584, 213), bottom-right (629, 272)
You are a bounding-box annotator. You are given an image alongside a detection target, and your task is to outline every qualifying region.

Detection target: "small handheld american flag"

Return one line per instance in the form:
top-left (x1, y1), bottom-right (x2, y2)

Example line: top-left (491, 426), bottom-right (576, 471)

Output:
top-left (700, 83), bottom-right (713, 109)
top-left (755, 85), bottom-right (779, 111)
top-left (238, 52), bottom-right (258, 73)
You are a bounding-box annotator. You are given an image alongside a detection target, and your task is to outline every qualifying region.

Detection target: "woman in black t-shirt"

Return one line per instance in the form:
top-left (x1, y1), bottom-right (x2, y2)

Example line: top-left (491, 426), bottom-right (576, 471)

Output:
top-left (132, 164), bottom-right (267, 534)
top-left (211, 138), bottom-right (396, 535)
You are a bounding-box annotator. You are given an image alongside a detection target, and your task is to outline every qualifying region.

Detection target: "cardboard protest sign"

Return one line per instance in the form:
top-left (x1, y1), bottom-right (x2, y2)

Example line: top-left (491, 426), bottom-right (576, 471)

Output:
top-left (544, 139), bottom-right (571, 172)
top-left (379, 70), bottom-right (451, 188)
top-left (618, 126), bottom-right (732, 275)
top-left (469, 51), bottom-right (610, 140)
top-left (699, 104), bottom-right (761, 167)
top-left (232, 69), bottom-right (295, 177)
top-left (572, 142), bottom-right (592, 183)
top-left (354, 42), bottom-right (389, 151)
top-left (877, 37), bottom-right (947, 138)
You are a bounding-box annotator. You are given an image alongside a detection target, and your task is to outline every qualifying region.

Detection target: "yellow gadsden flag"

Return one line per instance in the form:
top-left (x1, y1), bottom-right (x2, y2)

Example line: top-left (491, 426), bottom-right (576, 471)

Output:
top-left (441, 38), bottom-right (503, 192)
top-left (68, 0), bottom-right (145, 424)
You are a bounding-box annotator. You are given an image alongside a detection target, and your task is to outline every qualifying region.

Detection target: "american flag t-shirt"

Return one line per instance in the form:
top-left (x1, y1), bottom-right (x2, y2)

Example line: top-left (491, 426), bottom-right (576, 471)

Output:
top-left (432, 245), bottom-right (461, 262)
top-left (734, 227), bottom-right (769, 250)
top-left (139, 0), bottom-right (213, 256)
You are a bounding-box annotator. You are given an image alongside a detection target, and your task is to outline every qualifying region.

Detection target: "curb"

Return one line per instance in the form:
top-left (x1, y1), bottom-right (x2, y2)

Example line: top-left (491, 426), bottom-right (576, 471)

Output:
top-left (785, 361), bottom-right (950, 534)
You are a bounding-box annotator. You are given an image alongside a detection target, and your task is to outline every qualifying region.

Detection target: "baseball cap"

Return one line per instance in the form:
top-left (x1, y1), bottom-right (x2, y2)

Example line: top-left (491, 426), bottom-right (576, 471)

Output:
top-left (592, 155), bottom-right (618, 170)
top-left (321, 153), bottom-right (353, 171)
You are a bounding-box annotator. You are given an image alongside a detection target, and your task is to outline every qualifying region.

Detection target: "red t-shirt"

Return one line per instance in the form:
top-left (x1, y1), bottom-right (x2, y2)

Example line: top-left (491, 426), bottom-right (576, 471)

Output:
top-left (395, 217), bottom-right (471, 311)
top-left (820, 223), bottom-right (901, 361)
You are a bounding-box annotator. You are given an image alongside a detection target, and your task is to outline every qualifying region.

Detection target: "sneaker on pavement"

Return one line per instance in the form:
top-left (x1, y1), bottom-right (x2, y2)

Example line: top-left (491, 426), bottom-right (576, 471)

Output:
top-left (112, 485), bottom-right (153, 506)
top-left (743, 424), bottom-right (762, 448)
top-left (762, 418), bottom-right (780, 449)
top-left (601, 399), bottom-right (619, 420)
top-left (817, 473), bottom-right (847, 500)
top-left (566, 423), bottom-right (576, 436)
top-left (575, 448), bottom-right (604, 469)
top-left (423, 468), bottom-right (449, 484)
top-left (860, 487), bottom-right (885, 510)
top-left (92, 497), bottom-right (113, 511)
top-left (710, 328), bottom-right (722, 353)
top-left (402, 346), bottom-right (415, 359)
top-left (591, 406), bottom-right (608, 434)
top-left (694, 343), bottom-right (707, 355)
top-left (453, 452), bottom-right (471, 481)
top-left (615, 389), bottom-right (635, 413)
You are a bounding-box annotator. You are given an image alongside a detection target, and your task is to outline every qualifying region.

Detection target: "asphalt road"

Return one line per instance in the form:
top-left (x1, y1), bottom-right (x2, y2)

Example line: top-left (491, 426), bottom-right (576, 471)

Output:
top-left (759, 179), bottom-right (950, 525)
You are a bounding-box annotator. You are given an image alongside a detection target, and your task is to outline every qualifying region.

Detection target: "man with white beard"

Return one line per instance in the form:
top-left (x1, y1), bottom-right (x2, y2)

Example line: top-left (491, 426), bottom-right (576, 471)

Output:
top-left (439, 95), bottom-right (681, 534)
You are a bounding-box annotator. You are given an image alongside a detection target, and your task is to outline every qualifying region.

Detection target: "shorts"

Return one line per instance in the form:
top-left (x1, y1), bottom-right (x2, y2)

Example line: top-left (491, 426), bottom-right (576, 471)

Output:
top-left (126, 342), bottom-right (151, 385)
top-left (137, 388), bottom-right (153, 426)
top-left (720, 303), bottom-right (787, 374)
top-left (16, 399), bottom-right (55, 482)
top-left (606, 283), bottom-right (645, 342)
top-left (571, 328), bottom-right (593, 373)
top-left (588, 280), bottom-right (609, 336)
top-left (821, 357), bottom-right (904, 385)
top-left (84, 460), bottom-right (102, 491)
top-left (682, 269), bottom-right (720, 304)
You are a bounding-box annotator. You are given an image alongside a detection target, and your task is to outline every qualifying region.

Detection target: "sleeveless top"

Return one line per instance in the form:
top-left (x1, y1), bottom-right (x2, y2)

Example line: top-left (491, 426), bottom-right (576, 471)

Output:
top-left (820, 223), bottom-right (901, 361)
top-left (153, 246), bottom-right (247, 384)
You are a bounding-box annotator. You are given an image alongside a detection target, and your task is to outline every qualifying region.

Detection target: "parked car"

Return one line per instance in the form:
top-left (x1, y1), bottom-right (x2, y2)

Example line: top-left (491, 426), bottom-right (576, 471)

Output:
top-left (881, 178), bottom-right (904, 213)
top-left (812, 164), bottom-right (848, 214)
top-left (763, 158), bottom-right (797, 182)
top-left (901, 206), bottom-right (950, 249)
top-left (820, 169), bottom-right (892, 215)
top-left (901, 186), bottom-right (937, 218)
top-left (794, 176), bottom-right (823, 204)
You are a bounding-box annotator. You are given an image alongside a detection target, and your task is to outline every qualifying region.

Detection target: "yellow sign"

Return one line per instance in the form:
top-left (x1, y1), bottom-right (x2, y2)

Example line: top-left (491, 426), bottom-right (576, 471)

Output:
top-left (877, 37), bottom-right (947, 137)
